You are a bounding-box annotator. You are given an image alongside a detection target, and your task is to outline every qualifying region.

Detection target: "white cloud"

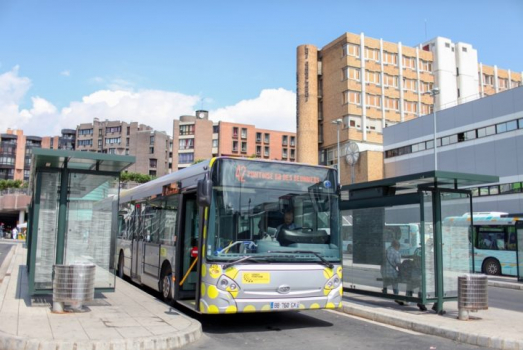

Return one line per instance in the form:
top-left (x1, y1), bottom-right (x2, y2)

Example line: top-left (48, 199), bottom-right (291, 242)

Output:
top-left (60, 70), bottom-right (70, 77)
top-left (1, 68), bottom-right (297, 138)
top-left (210, 88), bottom-right (296, 132)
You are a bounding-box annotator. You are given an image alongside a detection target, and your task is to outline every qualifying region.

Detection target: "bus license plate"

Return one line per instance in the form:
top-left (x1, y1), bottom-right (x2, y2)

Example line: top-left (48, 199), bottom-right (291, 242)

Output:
top-left (271, 301), bottom-right (300, 310)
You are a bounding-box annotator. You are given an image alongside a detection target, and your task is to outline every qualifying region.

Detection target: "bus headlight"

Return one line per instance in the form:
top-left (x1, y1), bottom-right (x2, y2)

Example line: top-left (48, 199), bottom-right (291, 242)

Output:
top-left (217, 275), bottom-right (239, 292)
top-left (324, 275), bottom-right (341, 290)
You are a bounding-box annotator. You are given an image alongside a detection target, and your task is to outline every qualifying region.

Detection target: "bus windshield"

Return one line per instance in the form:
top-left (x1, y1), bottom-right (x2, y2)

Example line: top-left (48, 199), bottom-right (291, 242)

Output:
top-left (206, 159), bottom-right (340, 263)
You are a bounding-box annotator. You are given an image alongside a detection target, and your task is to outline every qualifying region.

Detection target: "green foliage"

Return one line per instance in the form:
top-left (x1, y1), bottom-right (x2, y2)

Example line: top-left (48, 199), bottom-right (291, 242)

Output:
top-left (120, 172), bottom-right (154, 184)
top-left (0, 179), bottom-right (24, 191)
top-left (192, 159), bottom-right (206, 164)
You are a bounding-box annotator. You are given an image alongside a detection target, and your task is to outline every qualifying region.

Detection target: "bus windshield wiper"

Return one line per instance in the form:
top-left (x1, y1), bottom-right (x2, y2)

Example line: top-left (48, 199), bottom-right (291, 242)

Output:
top-left (222, 255), bottom-right (267, 269)
top-left (267, 250), bottom-right (334, 269)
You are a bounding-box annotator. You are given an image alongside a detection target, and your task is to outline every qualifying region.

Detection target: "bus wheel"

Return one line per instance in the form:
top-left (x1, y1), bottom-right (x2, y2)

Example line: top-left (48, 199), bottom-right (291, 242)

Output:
top-left (160, 265), bottom-right (173, 303)
top-left (483, 258), bottom-right (501, 275)
top-left (117, 252), bottom-right (124, 279)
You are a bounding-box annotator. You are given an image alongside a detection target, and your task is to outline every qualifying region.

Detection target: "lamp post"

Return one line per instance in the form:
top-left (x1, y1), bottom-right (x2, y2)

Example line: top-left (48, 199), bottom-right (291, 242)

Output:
top-left (331, 118), bottom-right (342, 185)
top-left (429, 87), bottom-right (440, 171)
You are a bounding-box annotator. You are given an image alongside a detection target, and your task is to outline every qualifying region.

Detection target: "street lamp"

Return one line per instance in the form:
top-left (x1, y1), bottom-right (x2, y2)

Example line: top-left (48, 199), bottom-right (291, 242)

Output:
top-left (331, 118), bottom-right (342, 185)
top-left (429, 87), bottom-right (440, 171)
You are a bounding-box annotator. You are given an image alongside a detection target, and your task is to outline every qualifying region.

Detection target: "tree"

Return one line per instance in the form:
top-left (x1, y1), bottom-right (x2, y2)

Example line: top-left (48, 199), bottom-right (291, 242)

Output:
top-left (192, 159), bottom-right (205, 165)
top-left (120, 172), bottom-right (154, 184)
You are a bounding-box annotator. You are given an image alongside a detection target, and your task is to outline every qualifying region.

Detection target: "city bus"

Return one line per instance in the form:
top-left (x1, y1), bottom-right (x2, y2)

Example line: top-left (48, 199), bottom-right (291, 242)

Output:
top-left (443, 212), bottom-right (520, 276)
top-left (115, 157), bottom-right (342, 314)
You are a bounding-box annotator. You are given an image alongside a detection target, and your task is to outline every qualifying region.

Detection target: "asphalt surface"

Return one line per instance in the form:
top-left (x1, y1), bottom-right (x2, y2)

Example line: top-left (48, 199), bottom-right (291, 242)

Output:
top-left (179, 309), bottom-right (495, 350)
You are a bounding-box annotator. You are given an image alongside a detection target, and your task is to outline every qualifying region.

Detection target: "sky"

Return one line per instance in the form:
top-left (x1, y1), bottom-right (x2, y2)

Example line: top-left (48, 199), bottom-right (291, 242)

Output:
top-left (1, 0), bottom-right (522, 137)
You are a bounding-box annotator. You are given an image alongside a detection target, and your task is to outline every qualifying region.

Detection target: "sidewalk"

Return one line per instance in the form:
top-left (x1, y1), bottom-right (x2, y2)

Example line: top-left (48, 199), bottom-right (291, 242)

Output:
top-left (0, 243), bottom-right (202, 350)
top-left (340, 286), bottom-right (523, 350)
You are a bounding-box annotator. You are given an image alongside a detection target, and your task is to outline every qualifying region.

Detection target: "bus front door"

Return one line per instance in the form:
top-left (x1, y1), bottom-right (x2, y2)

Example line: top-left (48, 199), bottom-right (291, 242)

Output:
top-left (174, 192), bottom-right (200, 304)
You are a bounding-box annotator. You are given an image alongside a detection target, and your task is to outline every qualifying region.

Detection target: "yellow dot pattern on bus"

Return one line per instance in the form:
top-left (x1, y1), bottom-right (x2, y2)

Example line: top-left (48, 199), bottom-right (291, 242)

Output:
top-left (336, 266), bottom-right (342, 278)
top-left (207, 285), bottom-right (219, 299)
top-left (200, 283), bottom-right (206, 297)
top-left (261, 305), bottom-right (271, 312)
top-left (323, 267), bottom-right (334, 279)
top-left (326, 302), bottom-right (335, 309)
top-left (310, 303), bottom-right (320, 309)
top-left (225, 267), bottom-right (239, 280)
top-left (201, 264), bottom-right (207, 277)
top-left (208, 305), bottom-right (219, 314)
top-left (243, 305), bottom-right (256, 313)
top-left (225, 305), bottom-right (237, 314)
top-left (209, 264), bottom-right (221, 278)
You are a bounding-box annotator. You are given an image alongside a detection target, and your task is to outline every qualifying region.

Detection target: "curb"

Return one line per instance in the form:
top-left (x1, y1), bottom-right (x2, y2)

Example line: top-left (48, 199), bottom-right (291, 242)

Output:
top-left (0, 245), bottom-right (203, 350)
top-left (0, 244), bottom-right (16, 283)
top-left (339, 302), bottom-right (523, 350)
top-left (488, 281), bottom-right (523, 290)
top-left (0, 323), bottom-right (202, 350)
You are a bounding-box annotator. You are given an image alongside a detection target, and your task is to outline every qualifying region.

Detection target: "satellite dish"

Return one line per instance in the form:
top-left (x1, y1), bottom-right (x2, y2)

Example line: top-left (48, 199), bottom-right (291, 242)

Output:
top-left (345, 141), bottom-right (360, 166)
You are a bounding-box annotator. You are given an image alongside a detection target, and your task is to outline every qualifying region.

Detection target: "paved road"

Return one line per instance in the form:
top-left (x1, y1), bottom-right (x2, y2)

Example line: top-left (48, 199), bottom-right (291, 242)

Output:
top-left (177, 308), bottom-right (494, 350)
top-left (488, 286), bottom-right (523, 312)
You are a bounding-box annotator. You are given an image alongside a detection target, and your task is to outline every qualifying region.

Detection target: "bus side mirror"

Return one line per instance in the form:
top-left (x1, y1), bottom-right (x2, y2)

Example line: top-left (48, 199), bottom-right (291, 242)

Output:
top-left (197, 178), bottom-right (213, 207)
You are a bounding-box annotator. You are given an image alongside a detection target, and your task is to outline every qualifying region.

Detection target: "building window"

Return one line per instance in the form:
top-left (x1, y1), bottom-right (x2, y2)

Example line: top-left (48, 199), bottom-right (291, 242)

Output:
top-left (108, 148), bottom-right (116, 154)
top-left (403, 78), bottom-right (417, 92)
top-left (420, 81), bottom-right (433, 93)
top-left (364, 47), bottom-right (380, 62)
top-left (106, 126), bottom-right (121, 133)
top-left (420, 104), bottom-right (431, 116)
top-left (233, 127), bottom-right (239, 138)
top-left (98, 140), bottom-right (102, 147)
top-left (78, 129), bottom-right (93, 136)
top-left (383, 51), bottom-right (397, 65)
top-left (384, 97), bottom-right (399, 111)
top-left (282, 135), bottom-right (288, 146)
top-left (241, 128), bottom-right (247, 139)
top-left (179, 153), bottom-right (194, 164)
top-left (290, 149), bottom-right (295, 159)
top-left (241, 142), bottom-right (247, 153)
top-left (213, 125), bottom-right (219, 133)
top-left (212, 139), bottom-right (218, 148)
top-left (282, 148), bottom-right (288, 159)
top-left (150, 135), bottom-right (155, 145)
top-left (149, 147), bottom-right (154, 154)
top-left (179, 125), bottom-right (195, 136)
top-left (365, 70), bottom-right (381, 85)
top-left (344, 43), bottom-right (360, 58)
top-left (150, 159), bottom-right (157, 168)
top-left (383, 74), bottom-right (399, 88)
top-left (179, 138), bottom-right (194, 150)
top-left (232, 141), bottom-right (238, 152)
top-left (483, 74), bottom-right (494, 86)
top-left (499, 78), bottom-right (508, 90)
top-left (366, 94), bottom-right (381, 108)
top-left (343, 90), bottom-right (361, 105)
top-left (127, 126), bottom-right (130, 135)
top-left (264, 133), bottom-right (270, 143)
top-left (290, 136), bottom-right (295, 146)
top-left (404, 101), bottom-right (417, 114)
top-left (149, 170), bottom-right (157, 177)
top-left (256, 132), bottom-right (262, 142)
top-left (402, 56), bottom-right (416, 70)
top-left (264, 146), bottom-right (269, 157)
top-left (511, 80), bottom-right (521, 88)
top-left (256, 145), bottom-right (261, 156)
top-left (105, 137), bottom-right (121, 144)
top-left (77, 139), bottom-right (93, 147)
top-left (343, 67), bottom-right (361, 81)
top-left (420, 60), bottom-right (432, 72)
top-left (343, 115), bottom-right (362, 129)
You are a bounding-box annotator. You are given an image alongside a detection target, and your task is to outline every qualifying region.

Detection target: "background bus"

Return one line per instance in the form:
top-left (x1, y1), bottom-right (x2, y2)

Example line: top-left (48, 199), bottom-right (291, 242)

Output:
top-left (115, 157), bottom-right (342, 314)
top-left (443, 212), bottom-right (519, 276)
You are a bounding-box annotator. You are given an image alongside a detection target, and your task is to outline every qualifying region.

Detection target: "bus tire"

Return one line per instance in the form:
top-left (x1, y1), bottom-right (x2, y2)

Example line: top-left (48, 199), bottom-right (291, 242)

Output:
top-left (160, 264), bottom-right (173, 303)
top-left (483, 258), bottom-right (501, 275)
top-left (117, 252), bottom-right (125, 279)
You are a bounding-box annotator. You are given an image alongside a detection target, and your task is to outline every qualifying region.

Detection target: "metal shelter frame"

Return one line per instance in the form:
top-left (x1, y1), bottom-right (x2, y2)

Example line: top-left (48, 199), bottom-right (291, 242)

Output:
top-left (340, 171), bottom-right (499, 314)
top-left (26, 149), bottom-right (134, 295)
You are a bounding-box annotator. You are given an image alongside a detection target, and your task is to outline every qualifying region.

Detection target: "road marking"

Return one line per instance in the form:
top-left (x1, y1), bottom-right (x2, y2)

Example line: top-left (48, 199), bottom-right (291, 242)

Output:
top-left (325, 309), bottom-right (424, 335)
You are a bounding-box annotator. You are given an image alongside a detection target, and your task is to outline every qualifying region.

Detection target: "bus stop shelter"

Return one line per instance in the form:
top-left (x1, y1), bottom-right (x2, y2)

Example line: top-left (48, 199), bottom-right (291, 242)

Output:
top-left (340, 171), bottom-right (498, 314)
top-left (26, 149), bottom-right (134, 295)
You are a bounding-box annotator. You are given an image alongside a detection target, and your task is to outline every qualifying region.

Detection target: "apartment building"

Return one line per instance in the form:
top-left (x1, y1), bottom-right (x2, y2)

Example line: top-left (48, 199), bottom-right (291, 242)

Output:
top-left (297, 32), bottom-right (523, 185)
top-left (76, 118), bottom-right (171, 177)
top-left (0, 129), bottom-right (76, 181)
top-left (171, 111), bottom-right (296, 171)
